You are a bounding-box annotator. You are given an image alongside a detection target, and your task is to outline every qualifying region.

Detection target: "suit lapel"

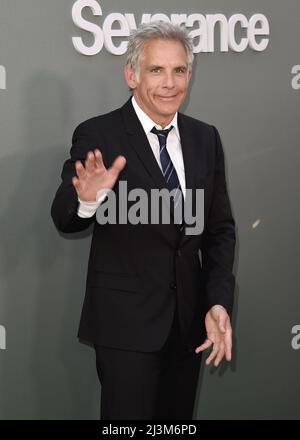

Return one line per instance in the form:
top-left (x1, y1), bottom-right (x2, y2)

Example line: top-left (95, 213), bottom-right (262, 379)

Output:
top-left (178, 114), bottom-right (196, 195)
top-left (178, 114), bottom-right (208, 242)
top-left (121, 98), bottom-right (168, 192)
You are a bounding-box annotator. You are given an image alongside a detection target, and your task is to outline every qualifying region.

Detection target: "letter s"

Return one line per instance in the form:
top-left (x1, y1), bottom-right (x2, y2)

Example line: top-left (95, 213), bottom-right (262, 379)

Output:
top-left (72, 0), bottom-right (104, 56)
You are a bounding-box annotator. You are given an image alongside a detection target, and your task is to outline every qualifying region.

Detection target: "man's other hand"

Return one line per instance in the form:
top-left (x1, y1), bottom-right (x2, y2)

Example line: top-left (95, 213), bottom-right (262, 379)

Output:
top-left (195, 305), bottom-right (232, 367)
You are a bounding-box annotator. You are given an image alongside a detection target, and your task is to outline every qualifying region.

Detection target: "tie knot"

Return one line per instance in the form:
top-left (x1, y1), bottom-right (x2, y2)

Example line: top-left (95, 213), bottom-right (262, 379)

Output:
top-left (151, 125), bottom-right (173, 139)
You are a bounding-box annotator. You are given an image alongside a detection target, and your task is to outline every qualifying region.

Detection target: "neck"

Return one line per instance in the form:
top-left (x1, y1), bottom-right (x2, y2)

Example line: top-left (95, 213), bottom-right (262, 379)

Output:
top-left (157, 119), bottom-right (172, 129)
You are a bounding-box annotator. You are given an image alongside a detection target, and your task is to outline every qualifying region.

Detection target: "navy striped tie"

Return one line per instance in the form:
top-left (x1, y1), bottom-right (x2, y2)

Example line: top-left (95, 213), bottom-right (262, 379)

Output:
top-left (151, 125), bottom-right (183, 225)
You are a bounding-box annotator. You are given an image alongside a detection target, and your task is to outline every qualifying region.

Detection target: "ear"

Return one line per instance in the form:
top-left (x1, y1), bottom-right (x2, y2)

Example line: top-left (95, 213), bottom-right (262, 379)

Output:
top-left (124, 65), bottom-right (138, 90)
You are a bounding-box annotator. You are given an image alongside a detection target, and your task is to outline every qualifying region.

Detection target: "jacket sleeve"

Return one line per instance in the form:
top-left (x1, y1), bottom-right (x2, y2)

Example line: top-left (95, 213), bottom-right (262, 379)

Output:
top-left (201, 126), bottom-right (236, 317)
top-left (51, 121), bottom-right (99, 233)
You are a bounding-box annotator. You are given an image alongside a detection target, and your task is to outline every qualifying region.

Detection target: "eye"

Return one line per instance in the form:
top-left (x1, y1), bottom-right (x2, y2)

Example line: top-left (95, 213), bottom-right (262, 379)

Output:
top-left (175, 67), bottom-right (187, 74)
top-left (150, 67), bottom-right (161, 73)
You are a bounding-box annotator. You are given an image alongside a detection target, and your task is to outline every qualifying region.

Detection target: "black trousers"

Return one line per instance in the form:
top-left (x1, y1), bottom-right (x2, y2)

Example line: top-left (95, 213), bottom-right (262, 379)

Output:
top-left (94, 305), bottom-right (202, 420)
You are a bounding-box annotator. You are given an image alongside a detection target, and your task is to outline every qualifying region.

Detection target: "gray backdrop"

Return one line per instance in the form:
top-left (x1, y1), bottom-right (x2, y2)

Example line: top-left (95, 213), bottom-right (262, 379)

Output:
top-left (0, 0), bottom-right (299, 419)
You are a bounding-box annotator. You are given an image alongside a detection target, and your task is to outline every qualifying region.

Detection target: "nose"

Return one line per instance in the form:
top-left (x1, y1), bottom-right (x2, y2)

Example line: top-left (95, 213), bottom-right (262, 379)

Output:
top-left (163, 71), bottom-right (175, 89)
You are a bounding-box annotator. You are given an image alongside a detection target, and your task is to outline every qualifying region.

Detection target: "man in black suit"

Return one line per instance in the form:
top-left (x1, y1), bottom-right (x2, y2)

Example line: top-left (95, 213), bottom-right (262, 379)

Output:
top-left (51, 21), bottom-right (236, 420)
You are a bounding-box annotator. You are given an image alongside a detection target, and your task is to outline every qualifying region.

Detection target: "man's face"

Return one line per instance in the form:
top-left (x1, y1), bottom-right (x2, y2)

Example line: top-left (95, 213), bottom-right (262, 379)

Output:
top-left (125, 38), bottom-right (192, 127)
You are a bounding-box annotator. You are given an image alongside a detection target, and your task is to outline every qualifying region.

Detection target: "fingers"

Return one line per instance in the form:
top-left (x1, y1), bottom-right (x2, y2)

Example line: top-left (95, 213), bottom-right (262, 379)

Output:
top-left (224, 324), bottom-right (232, 361)
top-left (109, 155), bottom-right (126, 176)
top-left (76, 150), bottom-right (124, 179)
top-left (195, 335), bottom-right (222, 366)
top-left (72, 175), bottom-right (80, 191)
top-left (197, 329), bottom-right (232, 367)
top-left (195, 338), bottom-right (212, 354)
top-left (94, 149), bottom-right (105, 169)
top-left (75, 160), bottom-right (86, 179)
top-left (205, 338), bottom-right (221, 366)
top-left (195, 337), bottom-right (223, 366)
top-left (212, 341), bottom-right (225, 367)
top-left (207, 328), bottom-right (232, 366)
top-left (85, 151), bottom-right (97, 173)
top-left (73, 150), bottom-right (100, 194)
top-left (74, 149), bottom-right (104, 180)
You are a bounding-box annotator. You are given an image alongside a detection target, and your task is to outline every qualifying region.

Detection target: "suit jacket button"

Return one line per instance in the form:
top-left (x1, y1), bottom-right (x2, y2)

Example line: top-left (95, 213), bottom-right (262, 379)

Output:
top-left (177, 249), bottom-right (182, 257)
top-left (169, 282), bottom-right (177, 290)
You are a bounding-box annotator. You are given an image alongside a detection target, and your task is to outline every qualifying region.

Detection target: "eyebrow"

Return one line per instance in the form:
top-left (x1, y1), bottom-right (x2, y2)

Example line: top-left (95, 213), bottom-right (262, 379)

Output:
top-left (147, 65), bottom-right (188, 70)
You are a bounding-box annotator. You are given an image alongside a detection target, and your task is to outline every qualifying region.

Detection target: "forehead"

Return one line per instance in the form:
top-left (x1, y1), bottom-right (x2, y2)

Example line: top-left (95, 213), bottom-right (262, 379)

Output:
top-left (141, 38), bottom-right (188, 66)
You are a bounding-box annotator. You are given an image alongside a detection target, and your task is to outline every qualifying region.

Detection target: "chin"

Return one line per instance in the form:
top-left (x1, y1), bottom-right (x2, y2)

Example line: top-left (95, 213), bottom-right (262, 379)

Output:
top-left (161, 105), bottom-right (179, 114)
top-left (157, 99), bottom-right (182, 112)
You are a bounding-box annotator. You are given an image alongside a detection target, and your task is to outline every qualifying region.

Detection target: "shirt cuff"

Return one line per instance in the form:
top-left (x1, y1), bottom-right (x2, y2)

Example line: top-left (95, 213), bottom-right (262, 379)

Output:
top-left (77, 189), bottom-right (109, 218)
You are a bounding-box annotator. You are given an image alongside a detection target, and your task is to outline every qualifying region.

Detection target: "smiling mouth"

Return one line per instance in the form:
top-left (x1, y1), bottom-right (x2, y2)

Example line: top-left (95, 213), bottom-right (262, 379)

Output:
top-left (157, 95), bottom-right (177, 100)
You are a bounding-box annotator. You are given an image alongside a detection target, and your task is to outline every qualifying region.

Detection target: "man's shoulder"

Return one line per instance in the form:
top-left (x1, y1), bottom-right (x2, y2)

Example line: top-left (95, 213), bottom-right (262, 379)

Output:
top-left (74, 106), bottom-right (123, 135)
top-left (178, 111), bottom-right (215, 134)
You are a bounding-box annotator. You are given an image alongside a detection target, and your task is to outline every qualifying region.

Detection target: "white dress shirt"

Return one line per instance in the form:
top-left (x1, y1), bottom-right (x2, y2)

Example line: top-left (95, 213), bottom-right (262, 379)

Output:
top-left (77, 96), bottom-right (186, 218)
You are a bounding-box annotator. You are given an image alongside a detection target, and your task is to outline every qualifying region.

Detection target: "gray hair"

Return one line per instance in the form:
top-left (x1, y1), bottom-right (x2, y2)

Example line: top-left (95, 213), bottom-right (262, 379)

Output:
top-left (126, 21), bottom-right (194, 79)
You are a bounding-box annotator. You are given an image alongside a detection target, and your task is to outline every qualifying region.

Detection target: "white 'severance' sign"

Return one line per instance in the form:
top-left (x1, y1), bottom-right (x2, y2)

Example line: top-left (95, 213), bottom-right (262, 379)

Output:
top-left (72, 0), bottom-right (270, 56)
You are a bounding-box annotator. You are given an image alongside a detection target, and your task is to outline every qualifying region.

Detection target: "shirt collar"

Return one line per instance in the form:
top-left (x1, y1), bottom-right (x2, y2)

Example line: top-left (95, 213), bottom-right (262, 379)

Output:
top-left (131, 95), bottom-right (180, 139)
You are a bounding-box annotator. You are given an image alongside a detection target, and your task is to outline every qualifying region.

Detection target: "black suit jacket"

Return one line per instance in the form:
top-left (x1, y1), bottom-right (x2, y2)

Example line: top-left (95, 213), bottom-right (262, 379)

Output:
top-left (51, 98), bottom-right (236, 352)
